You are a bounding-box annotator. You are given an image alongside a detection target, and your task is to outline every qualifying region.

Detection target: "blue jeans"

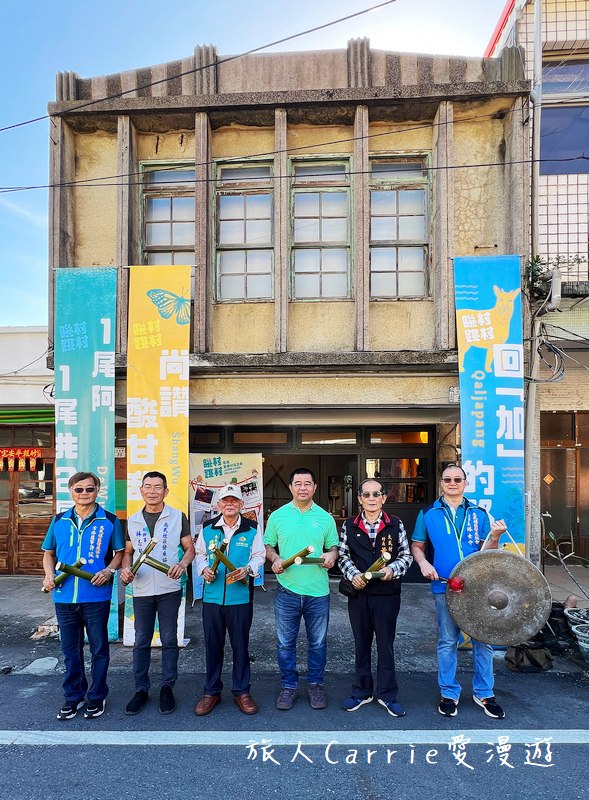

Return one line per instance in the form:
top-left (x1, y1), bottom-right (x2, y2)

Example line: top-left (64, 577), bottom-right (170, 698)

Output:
top-left (55, 600), bottom-right (111, 704)
top-left (133, 590), bottom-right (182, 692)
top-left (274, 584), bottom-right (329, 688)
top-left (434, 592), bottom-right (495, 701)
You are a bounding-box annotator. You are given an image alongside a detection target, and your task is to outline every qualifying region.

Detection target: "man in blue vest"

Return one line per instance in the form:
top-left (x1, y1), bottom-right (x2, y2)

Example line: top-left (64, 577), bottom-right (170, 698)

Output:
top-left (411, 463), bottom-right (507, 720)
top-left (42, 471), bottom-right (124, 721)
top-left (194, 484), bottom-right (265, 716)
top-left (121, 471), bottom-right (194, 716)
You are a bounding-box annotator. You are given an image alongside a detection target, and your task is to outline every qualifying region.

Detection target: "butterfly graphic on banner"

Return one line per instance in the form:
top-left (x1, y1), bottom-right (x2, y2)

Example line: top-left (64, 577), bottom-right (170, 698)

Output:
top-left (146, 289), bottom-right (191, 325)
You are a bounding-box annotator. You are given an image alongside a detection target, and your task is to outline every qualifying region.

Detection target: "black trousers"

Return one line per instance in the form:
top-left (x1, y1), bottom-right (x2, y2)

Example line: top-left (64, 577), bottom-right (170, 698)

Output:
top-left (202, 601), bottom-right (252, 696)
top-left (348, 591), bottom-right (401, 702)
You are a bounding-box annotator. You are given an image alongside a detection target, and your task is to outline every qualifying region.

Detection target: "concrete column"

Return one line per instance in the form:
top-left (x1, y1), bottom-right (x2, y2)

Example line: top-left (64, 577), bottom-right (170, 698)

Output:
top-left (48, 117), bottom-right (76, 349)
top-left (115, 115), bottom-right (137, 353)
top-left (353, 105), bottom-right (369, 351)
top-left (194, 112), bottom-right (211, 353)
top-left (432, 100), bottom-right (455, 350)
top-left (274, 108), bottom-right (288, 353)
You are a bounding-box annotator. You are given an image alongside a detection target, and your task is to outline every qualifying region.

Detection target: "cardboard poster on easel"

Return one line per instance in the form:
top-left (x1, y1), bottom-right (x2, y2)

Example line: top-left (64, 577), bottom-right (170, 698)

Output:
top-left (189, 453), bottom-right (264, 601)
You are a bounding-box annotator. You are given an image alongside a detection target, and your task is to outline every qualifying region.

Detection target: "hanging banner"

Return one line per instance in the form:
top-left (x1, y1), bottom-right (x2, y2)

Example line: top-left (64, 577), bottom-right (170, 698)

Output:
top-left (125, 265), bottom-right (191, 646)
top-left (54, 268), bottom-right (118, 639)
top-left (454, 255), bottom-right (525, 548)
top-left (189, 453), bottom-right (264, 601)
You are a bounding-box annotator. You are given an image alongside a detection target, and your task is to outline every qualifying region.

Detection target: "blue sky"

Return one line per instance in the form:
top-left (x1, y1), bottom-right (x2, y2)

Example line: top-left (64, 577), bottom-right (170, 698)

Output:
top-left (1, 0), bottom-right (507, 326)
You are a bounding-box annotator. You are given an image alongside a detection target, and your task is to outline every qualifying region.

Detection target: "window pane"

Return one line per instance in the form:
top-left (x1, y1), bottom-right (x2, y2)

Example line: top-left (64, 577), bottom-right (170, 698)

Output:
top-left (294, 163), bottom-right (346, 181)
top-left (371, 272), bottom-right (397, 296)
top-left (322, 192), bottom-right (348, 216)
top-left (370, 431), bottom-right (429, 444)
top-left (371, 248), bottom-right (396, 271)
top-left (219, 220), bottom-right (244, 245)
top-left (398, 272), bottom-right (426, 296)
top-left (294, 250), bottom-right (320, 272)
top-left (322, 217), bottom-right (347, 242)
top-left (541, 106), bottom-right (589, 175)
top-left (398, 216), bottom-right (425, 240)
top-left (172, 196), bottom-right (194, 221)
top-left (246, 194), bottom-right (272, 217)
top-left (246, 274), bottom-right (272, 298)
top-left (322, 249), bottom-right (347, 272)
top-left (371, 190), bottom-right (397, 215)
top-left (246, 219), bottom-right (272, 244)
top-left (322, 273), bottom-right (348, 297)
top-left (146, 223), bottom-right (170, 245)
top-left (294, 193), bottom-right (320, 216)
top-left (146, 169), bottom-right (195, 185)
top-left (399, 189), bottom-right (425, 215)
top-left (399, 247), bottom-right (425, 270)
top-left (146, 198), bottom-right (170, 221)
top-left (294, 218), bottom-right (320, 242)
top-left (220, 165), bottom-right (272, 182)
top-left (220, 274), bottom-right (245, 299)
top-left (542, 412), bottom-right (574, 442)
top-left (219, 251), bottom-right (245, 274)
top-left (301, 430), bottom-right (357, 445)
top-left (33, 428), bottom-right (52, 447)
top-left (371, 217), bottom-right (397, 241)
top-left (247, 250), bottom-right (272, 274)
top-left (543, 60), bottom-right (589, 95)
top-left (294, 274), bottom-right (320, 297)
top-left (172, 222), bottom-right (194, 245)
top-left (371, 162), bottom-right (425, 179)
top-left (147, 252), bottom-right (174, 265)
top-left (233, 431), bottom-right (288, 444)
top-left (219, 195), bottom-right (245, 219)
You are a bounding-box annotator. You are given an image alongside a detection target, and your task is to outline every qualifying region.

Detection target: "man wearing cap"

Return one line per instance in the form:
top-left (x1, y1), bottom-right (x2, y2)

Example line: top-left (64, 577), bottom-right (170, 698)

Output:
top-left (264, 467), bottom-right (339, 711)
top-left (120, 471), bottom-right (194, 716)
top-left (194, 484), bottom-right (265, 716)
top-left (42, 471), bottom-right (125, 721)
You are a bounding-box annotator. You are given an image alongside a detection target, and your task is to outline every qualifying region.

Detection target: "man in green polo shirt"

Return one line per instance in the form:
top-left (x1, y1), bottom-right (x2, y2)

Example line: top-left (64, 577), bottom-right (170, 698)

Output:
top-left (264, 467), bottom-right (338, 711)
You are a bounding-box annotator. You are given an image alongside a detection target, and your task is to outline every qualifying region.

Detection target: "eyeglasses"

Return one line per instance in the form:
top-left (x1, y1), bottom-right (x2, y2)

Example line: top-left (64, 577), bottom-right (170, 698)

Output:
top-left (441, 477), bottom-right (464, 484)
top-left (73, 487), bottom-right (97, 494)
top-left (360, 491), bottom-right (384, 498)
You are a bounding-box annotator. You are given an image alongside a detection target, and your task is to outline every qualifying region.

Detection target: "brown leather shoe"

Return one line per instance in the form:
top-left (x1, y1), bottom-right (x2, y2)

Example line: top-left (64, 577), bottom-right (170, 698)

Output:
top-left (194, 694), bottom-right (221, 716)
top-left (234, 693), bottom-right (258, 715)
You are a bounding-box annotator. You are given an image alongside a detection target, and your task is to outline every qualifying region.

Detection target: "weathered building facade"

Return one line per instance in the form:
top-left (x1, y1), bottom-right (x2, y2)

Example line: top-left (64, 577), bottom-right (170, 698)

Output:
top-left (45, 40), bottom-right (529, 574)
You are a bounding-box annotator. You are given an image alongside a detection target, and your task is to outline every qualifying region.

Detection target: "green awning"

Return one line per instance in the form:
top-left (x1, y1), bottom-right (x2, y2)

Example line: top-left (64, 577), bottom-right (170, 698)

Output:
top-left (0, 408), bottom-right (54, 425)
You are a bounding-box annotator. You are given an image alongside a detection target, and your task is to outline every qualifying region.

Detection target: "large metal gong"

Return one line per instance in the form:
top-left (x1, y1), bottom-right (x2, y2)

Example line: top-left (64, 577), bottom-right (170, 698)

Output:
top-left (445, 550), bottom-right (552, 646)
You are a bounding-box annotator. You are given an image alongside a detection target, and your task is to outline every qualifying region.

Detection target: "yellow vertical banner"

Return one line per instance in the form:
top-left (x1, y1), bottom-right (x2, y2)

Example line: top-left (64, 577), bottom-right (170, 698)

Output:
top-left (125, 265), bottom-right (191, 647)
top-left (126, 265), bottom-right (190, 513)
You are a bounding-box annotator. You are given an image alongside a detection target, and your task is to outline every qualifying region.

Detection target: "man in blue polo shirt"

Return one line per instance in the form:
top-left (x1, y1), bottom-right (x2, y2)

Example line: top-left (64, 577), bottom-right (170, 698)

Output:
top-left (264, 467), bottom-right (339, 711)
top-left (411, 463), bottom-right (507, 720)
top-left (42, 471), bottom-right (124, 721)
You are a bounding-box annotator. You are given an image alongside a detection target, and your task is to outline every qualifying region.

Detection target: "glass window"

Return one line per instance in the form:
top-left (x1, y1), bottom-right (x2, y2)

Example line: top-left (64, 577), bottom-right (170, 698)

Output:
top-left (215, 163), bottom-right (273, 301)
top-left (543, 60), bottom-right (589, 95)
top-left (541, 412), bottom-right (575, 443)
top-left (0, 473), bottom-right (8, 519)
top-left (292, 161), bottom-right (350, 299)
top-left (300, 430), bottom-right (357, 445)
top-left (540, 106), bottom-right (589, 175)
top-left (369, 430), bottom-right (429, 444)
top-left (143, 166), bottom-right (196, 264)
top-left (369, 159), bottom-right (429, 298)
top-left (18, 466), bottom-right (54, 519)
top-left (232, 431), bottom-right (288, 445)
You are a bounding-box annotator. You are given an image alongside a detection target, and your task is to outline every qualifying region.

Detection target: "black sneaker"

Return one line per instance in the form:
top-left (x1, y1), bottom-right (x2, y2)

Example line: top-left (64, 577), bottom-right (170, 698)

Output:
top-left (438, 697), bottom-right (458, 717)
top-left (125, 691), bottom-right (148, 716)
top-left (57, 699), bottom-right (85, 721)
top-left (159, 685), bottom-right (175, 715)
top-left (84, 699), bottom-right (106, 719)
top-left (473, 695), bottom-right (505, 719)
top-left (377, 698), bottom-right (406, 717)
top-left (341, 695), bottom-right (373, 712)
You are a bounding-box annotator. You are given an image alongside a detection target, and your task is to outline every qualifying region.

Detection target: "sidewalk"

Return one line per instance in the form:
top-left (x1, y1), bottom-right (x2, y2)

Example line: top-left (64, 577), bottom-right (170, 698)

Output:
top-left (1, 568), bottom-right (587, 676)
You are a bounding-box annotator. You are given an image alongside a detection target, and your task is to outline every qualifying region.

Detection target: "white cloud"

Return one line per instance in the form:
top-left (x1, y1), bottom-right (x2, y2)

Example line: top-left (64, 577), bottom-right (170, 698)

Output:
top-left (0, 196), bottom-right (47, 230)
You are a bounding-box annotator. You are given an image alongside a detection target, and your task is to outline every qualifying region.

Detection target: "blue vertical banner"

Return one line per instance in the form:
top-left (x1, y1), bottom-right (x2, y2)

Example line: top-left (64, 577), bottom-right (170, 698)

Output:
top-left (454, 255), bottom-right (525, 549)
top-left (54, 268), bottom-right (118, 636)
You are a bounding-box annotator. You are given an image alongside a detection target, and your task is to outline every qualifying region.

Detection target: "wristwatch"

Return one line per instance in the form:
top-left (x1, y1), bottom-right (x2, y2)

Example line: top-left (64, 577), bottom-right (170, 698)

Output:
top-left (246, 565), bottom-right (255, 577)
top-left (107, 567), bottom-right (116, 574)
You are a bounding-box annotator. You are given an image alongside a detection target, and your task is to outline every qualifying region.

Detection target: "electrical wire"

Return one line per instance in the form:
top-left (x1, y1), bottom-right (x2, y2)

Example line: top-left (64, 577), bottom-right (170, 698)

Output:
top-left (0, 0), bottom-right (398, 134)
top-left (0, 349), bottom-right (49, 379)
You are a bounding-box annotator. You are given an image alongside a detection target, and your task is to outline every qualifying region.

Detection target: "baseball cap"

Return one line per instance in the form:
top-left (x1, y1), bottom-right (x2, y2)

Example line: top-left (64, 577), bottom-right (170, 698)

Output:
top-left (218, 484), bottom-right (242, 501)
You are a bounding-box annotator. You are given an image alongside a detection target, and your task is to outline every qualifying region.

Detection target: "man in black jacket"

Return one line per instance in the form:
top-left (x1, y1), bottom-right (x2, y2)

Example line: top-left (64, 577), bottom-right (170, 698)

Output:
top-left (338, 478), bottom-right (413, 717)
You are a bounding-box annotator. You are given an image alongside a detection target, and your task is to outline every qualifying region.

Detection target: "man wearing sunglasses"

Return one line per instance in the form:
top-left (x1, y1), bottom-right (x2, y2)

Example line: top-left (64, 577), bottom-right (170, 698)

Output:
top-left (42, 471), bottom-right (125, 721)
top-left (411, 464), bottom-right (507, 720)
top-left (338, 479), bottom-right (413, 717)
